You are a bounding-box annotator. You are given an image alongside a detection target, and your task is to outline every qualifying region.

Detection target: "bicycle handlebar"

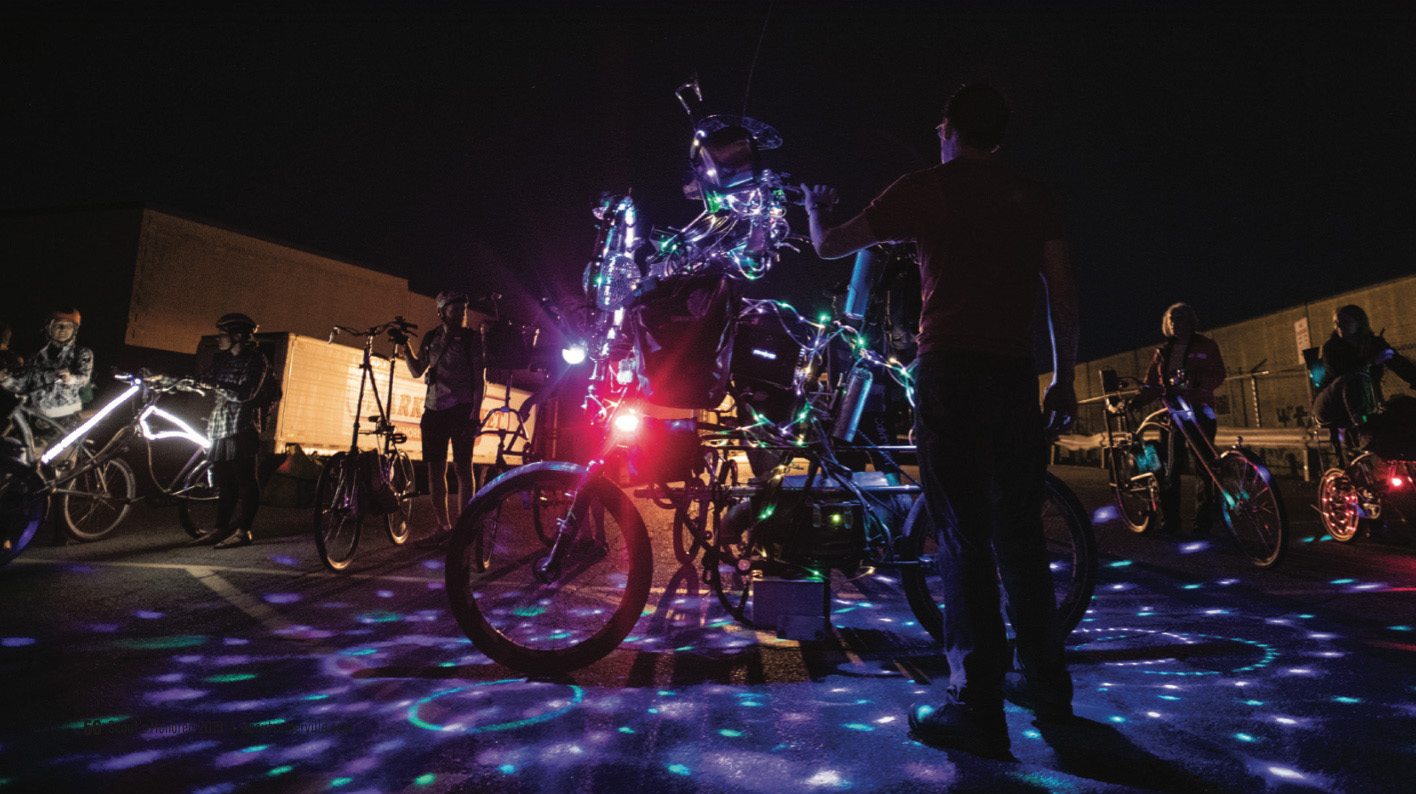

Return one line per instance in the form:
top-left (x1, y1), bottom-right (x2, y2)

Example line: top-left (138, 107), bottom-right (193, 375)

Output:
top-left (329, 317), bottom-right (420, 344)
top-left (114, 371), bottom-right (208, 396)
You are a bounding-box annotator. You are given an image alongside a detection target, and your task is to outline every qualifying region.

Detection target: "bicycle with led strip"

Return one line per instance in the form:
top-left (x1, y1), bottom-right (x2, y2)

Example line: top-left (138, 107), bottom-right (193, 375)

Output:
top-left (443, 163), bottom-right (1096, 673)
top-left (1, 371), bottom-right (218, 564)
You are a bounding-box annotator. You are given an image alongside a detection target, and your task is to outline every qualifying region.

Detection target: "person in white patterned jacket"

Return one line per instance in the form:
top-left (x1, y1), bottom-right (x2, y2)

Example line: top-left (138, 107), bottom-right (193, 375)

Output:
top-left (0, 308), bottom-right (93, 436)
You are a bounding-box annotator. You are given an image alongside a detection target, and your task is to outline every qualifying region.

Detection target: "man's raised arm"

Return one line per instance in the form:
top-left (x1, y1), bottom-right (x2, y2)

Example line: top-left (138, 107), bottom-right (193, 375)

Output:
top-left (802, 184), bottom-right (881, 260)
top-left (1041, 239), bottom-right (1080, 434)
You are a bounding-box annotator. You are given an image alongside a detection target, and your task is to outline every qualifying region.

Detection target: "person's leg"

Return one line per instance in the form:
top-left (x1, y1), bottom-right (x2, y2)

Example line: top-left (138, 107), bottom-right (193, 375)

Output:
top-left (990, 365), bottom-right (1072, 716)
top-left (448, 408), bottom-right (477, 524)
top-left (1157, 426), bottom-right (1182, 533)
top-left (213, 457), bottom-right (238, 533)
top-left (421, 408), bottom-right (453, 534)
top-left (1192, 412), bottom-right (1218, 534)
top-left (908, 352), bottom-right (1013, 755)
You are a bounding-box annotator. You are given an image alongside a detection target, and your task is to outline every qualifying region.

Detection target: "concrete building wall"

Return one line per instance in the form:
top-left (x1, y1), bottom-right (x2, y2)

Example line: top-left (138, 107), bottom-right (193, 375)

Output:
top-left (128, 209), bottom-right (439, 356)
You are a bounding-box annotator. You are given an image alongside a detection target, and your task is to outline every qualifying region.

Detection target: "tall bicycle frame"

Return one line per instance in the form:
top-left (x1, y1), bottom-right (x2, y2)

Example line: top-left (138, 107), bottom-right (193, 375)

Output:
top-left (313, 320), bottom-right (419, 572)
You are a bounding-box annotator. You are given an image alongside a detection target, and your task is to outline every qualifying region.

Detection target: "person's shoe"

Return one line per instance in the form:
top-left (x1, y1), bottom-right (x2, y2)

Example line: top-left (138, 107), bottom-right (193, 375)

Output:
top-left (190, 527), bottom-right (234, 546)
top-left (1002, 672), bottom-right (1074, 723)
top-left (907, 701), bottom-right (1011, 759)
top-left (214, 530), bottom-right (253, 549)
top-left (415, 526), bottom-right (453, 549)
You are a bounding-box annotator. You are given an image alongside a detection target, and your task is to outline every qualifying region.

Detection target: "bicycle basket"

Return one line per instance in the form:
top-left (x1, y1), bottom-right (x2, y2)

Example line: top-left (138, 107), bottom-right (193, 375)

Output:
top-left (630, 271), bottom-right (741, 409)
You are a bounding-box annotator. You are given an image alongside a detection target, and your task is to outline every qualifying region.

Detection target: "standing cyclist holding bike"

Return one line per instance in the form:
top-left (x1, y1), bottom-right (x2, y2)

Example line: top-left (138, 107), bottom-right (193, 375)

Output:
top-left (199, 313), bottom-right (273, 549)
top-left (397, 290), bottom-right (483, 547)
top-left (802, 82), bottom-right (1080, 758)
top-left (1122, 302), bottom-right (1227, 537)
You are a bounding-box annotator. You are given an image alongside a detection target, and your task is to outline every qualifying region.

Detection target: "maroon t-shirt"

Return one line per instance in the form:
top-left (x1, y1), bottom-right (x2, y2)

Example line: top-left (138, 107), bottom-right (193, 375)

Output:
top-left (862, 158), bottom-right (1064, 358)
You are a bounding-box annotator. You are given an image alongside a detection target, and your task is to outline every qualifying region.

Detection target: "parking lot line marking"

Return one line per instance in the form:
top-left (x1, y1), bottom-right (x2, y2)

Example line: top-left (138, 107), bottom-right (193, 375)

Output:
top-left (187, 565), bottom-right (297, 635)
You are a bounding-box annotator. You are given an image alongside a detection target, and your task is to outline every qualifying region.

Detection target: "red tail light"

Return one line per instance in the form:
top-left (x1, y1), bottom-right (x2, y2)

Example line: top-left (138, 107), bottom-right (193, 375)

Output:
top-left (612, 412), bottom-right (642, 435)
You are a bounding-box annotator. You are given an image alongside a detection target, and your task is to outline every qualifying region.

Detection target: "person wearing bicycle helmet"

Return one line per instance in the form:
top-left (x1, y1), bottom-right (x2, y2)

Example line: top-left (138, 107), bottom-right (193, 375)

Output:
top-left (197, 312), bottom-right (273, 548)
top-left (802, 83), bottom-right (1079, 757)
top-left (0, 308), bottom-right (94, 433)
top-left (1125, 302), bottom-right (1227, 536)
top-left (397, 290), bottom-right (483, 546)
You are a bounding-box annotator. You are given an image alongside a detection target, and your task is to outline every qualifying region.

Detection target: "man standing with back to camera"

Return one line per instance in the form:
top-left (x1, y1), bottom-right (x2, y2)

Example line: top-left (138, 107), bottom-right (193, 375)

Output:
top-left (802, 82), bottom-right (1080, 758)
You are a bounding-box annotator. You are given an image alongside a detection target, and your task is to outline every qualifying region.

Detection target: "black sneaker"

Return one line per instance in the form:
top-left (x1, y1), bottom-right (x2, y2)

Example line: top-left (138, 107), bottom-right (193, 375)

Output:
top-left (907, 701), bottom-right (1011, 759)
top-left (1002, 672), bottom-right (1074, 723)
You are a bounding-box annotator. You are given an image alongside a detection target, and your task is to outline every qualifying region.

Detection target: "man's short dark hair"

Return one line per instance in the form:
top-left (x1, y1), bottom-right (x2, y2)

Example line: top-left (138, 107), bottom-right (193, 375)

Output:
top-left (943, 83), bottom-right (1009, 150)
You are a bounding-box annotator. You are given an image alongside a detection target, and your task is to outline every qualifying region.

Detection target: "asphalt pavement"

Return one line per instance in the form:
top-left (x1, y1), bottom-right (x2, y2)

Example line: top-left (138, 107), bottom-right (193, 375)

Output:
top-left (2, 465), bottom-right (1414, 794)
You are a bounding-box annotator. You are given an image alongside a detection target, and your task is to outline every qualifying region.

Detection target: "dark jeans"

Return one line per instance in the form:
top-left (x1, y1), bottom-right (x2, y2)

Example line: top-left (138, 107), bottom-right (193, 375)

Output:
top-left (913, 350), bottom-right (1070, 710)
top-left (212, 428), bottom-right (260, 533)
top-left (1159, 409), bottom-right (1217, 532)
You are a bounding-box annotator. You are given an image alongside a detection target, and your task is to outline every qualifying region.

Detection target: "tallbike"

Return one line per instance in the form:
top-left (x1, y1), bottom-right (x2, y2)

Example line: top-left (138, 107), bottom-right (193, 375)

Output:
top-left (312, 319), bottom-right (419, 572)
top-left (1097, 367), bottom-right (1290, 567)
top-left (1, 372), bottom-right (217, 565)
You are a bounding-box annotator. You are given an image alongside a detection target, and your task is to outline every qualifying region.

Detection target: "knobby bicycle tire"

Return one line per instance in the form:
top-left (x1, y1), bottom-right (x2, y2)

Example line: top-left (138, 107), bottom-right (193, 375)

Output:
top-left (901, 471), bottom-right (1098, 645)
top-left (445, 462), bottom-right (652, 675)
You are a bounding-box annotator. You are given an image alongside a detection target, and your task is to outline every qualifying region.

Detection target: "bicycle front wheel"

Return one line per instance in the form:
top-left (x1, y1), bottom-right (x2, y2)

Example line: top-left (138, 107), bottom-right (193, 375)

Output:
top-left (176, 461), bottom-right (220, 539)
top-left (62, 455), bottom-right (135, 541)
top-left (446, 463), bottom-right (652, 675)
top-left (385, 451), bottom-right (415, 545)
top-left (1111, 445), bottom-right (1158, 533)
top-left (1216, 449), bottom-right (1288, 568)
top-left (1, 458), bottom-right (47, 567)
top-left (902, 471), bottom-right (1098, 644)
top-left (314, 453), bottom-right (363, 571)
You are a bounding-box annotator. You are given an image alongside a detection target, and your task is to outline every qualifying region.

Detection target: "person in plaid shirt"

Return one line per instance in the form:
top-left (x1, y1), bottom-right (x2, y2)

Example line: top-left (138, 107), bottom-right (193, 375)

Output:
top-left (197, 313), bottom-right (272, 548)
top-left (1, 308), bottom-right (93, 435)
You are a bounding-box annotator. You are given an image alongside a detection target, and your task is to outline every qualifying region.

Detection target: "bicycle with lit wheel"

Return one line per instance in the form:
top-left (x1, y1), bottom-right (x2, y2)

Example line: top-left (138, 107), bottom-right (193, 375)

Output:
top-left (1, 372), bottom-right (217, 565)
top-left (445, 283), bottom-right (1097, 675)
top-left (1097, 367), bottom-right (1289, 567)
top-left (313, 319), bottom-right (419, 571)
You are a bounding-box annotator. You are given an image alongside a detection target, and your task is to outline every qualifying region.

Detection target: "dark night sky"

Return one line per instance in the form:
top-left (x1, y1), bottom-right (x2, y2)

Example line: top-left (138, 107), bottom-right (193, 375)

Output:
top-left (3, 1), bottom-right (1413, 361)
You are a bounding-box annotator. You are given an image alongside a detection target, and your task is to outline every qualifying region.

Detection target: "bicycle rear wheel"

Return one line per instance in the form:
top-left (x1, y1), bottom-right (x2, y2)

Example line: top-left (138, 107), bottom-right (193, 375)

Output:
top-left (314, 453), bottom-right (363, 571)
top-left (62, 453), bottom-right (135, 541)
top-left (385, 451), bottom-right (415, 545)
top-left (1216, 449), bottom-right (1288, 568)
top-left (1, 458), bottom-right (47, 567)
top-left (446, 463), bottom-right (651, 675)
top-left (902, 471), bottom-right (1098, 644)
top-left (176, 461), bottom-right (220, 539)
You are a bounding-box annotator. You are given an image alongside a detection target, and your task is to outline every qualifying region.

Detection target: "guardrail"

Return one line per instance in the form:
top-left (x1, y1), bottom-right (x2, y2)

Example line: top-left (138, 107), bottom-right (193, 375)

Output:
top-left (1053, 426), bottom-right (1321, 480)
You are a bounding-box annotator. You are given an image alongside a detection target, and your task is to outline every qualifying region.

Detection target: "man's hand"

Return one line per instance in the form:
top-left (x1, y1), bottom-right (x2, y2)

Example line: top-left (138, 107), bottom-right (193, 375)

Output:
top-left (1042, 381), bottom-right (1077, 439)
top-left (1375, 347), bottom-right (1396, 365)
top-left (800, 184), bottom-right (837, 214)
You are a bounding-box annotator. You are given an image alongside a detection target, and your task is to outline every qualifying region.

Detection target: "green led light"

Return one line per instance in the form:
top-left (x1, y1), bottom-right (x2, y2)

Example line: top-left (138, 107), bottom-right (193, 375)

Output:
top-left (415, 774), bottom-right (435, 785)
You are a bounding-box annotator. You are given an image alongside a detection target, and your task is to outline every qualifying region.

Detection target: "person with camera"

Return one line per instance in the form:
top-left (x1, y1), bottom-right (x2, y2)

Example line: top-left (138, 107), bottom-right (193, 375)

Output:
top-left (198, 313), bottom-right (275, 549)
top-left (1, 308), bottom-right (93, 435)
top-left (1121, 302), bottom-right (1227, 536)
top-left (397, 291), bottom-right (483, 547)
top-left (802, 83), bottom-right (1079, 758)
